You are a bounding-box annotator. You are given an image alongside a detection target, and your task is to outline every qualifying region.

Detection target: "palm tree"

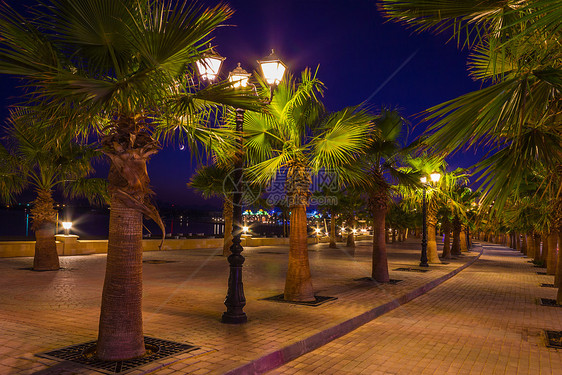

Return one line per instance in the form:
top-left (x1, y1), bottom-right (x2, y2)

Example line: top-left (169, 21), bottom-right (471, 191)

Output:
top-left (1, 109), bottom-right (106, 271)
top-left (361, 109), bottom-right (419, 282)
top-left (245, 69), bottom-right (374, 301)
top-left (0, 0), bottom-right (262, 360)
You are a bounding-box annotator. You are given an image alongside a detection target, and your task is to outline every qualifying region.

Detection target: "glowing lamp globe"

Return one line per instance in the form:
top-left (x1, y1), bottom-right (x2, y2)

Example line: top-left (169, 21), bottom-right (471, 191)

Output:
top-left (62, 222), bottom-right (72, 230)
top-left (229, 63), bottom-right (251, 88)
top-left (195, 45), bottom-right (225, 81)
top-left (420, 176), bottom-right (427, 184)
top-left (430, 171), bottom-right (441, 183)
top-left (258, 49), bottom-right (287, 85)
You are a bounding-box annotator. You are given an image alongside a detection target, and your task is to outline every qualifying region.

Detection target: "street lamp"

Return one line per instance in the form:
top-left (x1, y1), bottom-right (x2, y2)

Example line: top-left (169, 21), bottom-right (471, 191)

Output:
top-left (62, 221), bottom-right (72, 236)
top-left (420, 171), bottom-right (440, 267)
top-left (198, 48), bottom-right (287, 324)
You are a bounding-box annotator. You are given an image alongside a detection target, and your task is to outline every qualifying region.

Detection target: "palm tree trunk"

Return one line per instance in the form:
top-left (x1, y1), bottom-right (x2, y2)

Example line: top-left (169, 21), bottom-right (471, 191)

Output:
top-left (96, 118), bottom-right (162, 360)
top-left (526, 232), bottom-right (536, 259)
top-left (451, 215), bottom-right (461, 256)
top-left (441, 216), bottom-right (451, 259)
top-left (31, 189), bottom-right (59, 271)
top-left (97, 198), bottom-right (145, 360)
top-left (540, 233), bottom-right (548, 265)
top-left (555, 231), bottom-right (562, 288)
top-left (371, 201), bottom-right (389, 282)
top-left (546, 230), bottom-right (557, 275)
top-left (521, 232), bottom-right (527, 255)
top-left (284, 203), bottom-right (314, 301)
top-left (223, 198), bottom-right (233, 256)
top-left (329, 210), bottom-right (337, 248)
top-left (460, 227), bottom-right (468, 252)
top-left (34, 223), bottom-right (59, 271)
top-left (536, 234), bottom-right (543, 262)
top-left (427, 217), bottom-right (441, 263)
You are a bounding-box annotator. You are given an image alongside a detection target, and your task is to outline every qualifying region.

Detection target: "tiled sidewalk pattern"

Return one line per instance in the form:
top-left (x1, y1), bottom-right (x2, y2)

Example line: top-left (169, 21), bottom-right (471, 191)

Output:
top-left (269, 244), bottom-right (562, 375)
top-left (1, 241), bottom-right (558, 374)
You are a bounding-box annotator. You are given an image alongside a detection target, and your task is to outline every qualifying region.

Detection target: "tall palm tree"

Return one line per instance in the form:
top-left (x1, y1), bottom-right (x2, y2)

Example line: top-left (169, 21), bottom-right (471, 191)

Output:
top-left (1, 109), bottom-right (106, 271)
top-left (245, 69), bottom-right (374, 301)
top-left (361, 109), bottom-right (419, 282)
top-left (0, 0), bottom-right (262, 360)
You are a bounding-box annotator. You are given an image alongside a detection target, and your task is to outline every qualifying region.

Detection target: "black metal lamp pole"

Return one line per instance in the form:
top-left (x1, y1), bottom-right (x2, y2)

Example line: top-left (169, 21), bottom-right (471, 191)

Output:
top-left (419, 185), bottom-right (429, 267)
top-left (222, 108), bottom-right (248, 324)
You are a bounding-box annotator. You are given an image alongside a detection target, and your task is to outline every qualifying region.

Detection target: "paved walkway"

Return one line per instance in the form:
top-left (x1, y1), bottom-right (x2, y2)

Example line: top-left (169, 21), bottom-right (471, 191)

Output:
top-left (0, 240), bottom-right (558, 374)
top-left (268, 244), bottom-right (562, 375)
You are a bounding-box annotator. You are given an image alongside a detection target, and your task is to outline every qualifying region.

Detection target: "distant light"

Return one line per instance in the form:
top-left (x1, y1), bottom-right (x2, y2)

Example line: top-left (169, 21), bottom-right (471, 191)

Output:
top-left (179, 144), bottom-right (185, 151)
top-left (315, 228), bottom-right (321, 234)
top-left (62, 222), bottom-right (72, 230)
top-left (352, 229), bottom-right (357, 234)
top-left (420, 176), bottom-right (427, 184)
top-left (242, 226), bottom-right (249, 234)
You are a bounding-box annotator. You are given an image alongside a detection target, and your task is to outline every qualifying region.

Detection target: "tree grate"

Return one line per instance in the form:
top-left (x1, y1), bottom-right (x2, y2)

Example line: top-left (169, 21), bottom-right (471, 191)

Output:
top-left (142, 260), bottom-right (178, 264)
top-left (393, 267), bottom-right (430, 273)
top-left (536, 271), bottom-right (548, 275)
top-left (36, 336), bottom-right (198, 374)
top-left (261, 294), bottom-right (337, 306)
top-left (538, 298), bottom-right (561, 307)
top-left (540, 283), bottom-right (556, 288)
top-left (544, 331), bottom-right (562, 349)
top-left (354, 277), bottom-right (403, 284)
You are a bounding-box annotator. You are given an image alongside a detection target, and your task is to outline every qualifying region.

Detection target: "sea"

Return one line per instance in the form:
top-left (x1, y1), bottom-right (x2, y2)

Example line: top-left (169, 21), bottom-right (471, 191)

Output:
top-left (0, 205), bottom-right (285, 240)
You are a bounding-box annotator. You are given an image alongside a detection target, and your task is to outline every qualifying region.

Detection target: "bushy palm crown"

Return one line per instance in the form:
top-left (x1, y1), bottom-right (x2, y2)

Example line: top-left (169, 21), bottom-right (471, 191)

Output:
top-left (379, 0), bottom-right (562, 209)
top-left (1, 108), bottom-right (107, 204)
top-left (0, 0), bottom-right (261, 142)
top-left (243, 68), bottom-right (375, 189)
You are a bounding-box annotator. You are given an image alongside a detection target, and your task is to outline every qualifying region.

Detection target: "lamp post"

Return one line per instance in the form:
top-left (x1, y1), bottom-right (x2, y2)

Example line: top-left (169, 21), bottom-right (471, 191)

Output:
top-left (419, 171), bottom-right (441, 267)
top-left (197, 47), bottom-right (286, 324)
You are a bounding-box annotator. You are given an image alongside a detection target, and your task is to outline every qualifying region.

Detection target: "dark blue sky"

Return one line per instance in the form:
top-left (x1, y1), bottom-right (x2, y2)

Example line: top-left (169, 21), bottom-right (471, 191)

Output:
top-left (0, 0), bottom-right (483, 207)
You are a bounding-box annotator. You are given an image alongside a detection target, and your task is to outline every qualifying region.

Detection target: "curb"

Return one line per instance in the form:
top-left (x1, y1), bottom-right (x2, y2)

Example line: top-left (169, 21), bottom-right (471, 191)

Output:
top-left (224, 243), bottom-right (484, 375)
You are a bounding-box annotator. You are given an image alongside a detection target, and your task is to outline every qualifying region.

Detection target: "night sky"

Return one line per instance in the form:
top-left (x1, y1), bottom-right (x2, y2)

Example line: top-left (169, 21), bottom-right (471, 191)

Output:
top-left (0, 0), bottom-right (484, 208)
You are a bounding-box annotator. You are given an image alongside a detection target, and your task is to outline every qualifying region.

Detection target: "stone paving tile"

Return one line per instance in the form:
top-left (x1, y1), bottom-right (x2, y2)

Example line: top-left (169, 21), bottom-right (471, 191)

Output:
top-left (1, 239), bottom-right (481, 374)
top-left (269, 243), bottom-right (562, 375)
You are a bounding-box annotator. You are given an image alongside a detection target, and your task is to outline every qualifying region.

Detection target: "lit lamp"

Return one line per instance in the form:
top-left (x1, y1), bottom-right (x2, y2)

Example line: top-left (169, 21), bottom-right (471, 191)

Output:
top-left (229, 63), bottom-right (251, 88)
top-left (419, 171), bottom-right (441, 267)
top-left (195, 44), bottom-right (225, 82)
top-left (242, 226), bottom-right (249, 235)
top-left (258, 49), bottom-right (287, 85)
top-left (62, 221), bottom-right (72, 236)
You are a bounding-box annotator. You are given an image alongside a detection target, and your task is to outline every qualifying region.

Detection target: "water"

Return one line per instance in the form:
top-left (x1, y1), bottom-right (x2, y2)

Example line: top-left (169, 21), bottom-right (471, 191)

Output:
top-left (0, 207), bottom-right (285, 240)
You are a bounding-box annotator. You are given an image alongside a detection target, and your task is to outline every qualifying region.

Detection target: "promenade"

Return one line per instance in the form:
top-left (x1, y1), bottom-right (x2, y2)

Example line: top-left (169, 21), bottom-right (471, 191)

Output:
top-left (0, 239), bottom-right (559, 374)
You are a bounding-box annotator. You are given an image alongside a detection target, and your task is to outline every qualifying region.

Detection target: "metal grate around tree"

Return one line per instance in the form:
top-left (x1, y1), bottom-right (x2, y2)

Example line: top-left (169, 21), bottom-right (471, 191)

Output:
top-left (544, 330), bottom-right (562, 349)
top-left (36, 336), bottom-right (199, 374)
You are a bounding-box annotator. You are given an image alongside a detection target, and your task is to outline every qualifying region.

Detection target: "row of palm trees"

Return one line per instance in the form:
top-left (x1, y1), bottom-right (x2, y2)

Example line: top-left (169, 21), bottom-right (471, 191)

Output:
top-left (0, 0), bottom-right (558, 363)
